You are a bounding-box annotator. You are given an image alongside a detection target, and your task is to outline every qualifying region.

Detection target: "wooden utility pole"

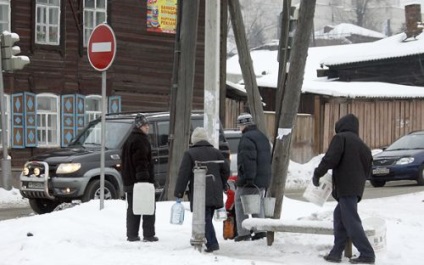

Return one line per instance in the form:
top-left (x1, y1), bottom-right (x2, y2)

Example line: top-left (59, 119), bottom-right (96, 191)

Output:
top-left (273, 0), bottom-right (293, 152)
top-left (228, 0), bottom-right (266, 134)
top-left (219, 0), bottom-right (228, 125)
top-left (164, 0), bottom-right (200, 200)
top-left (268, 0), bottom-right (316, 245)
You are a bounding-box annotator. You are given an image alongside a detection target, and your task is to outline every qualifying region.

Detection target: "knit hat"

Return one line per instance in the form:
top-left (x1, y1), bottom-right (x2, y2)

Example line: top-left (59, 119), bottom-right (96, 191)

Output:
top-left (134, 114), bottom-right (149, 127)
top-left (237, 113), bottom-right (254, 126)
top-left (191, 127), bottom-right (209, 144)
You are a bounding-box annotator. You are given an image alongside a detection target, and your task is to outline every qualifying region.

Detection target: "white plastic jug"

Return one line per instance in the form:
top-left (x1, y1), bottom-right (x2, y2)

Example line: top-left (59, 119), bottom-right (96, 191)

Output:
top-left (303, 173), bottom-right (332, 207)
top-left (170, 199), bottom-right (185, 225)
top-left (133, 182), bottom-right (155, 215)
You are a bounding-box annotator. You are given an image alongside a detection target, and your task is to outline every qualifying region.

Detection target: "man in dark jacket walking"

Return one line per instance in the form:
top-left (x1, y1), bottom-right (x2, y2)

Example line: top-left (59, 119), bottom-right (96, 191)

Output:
top-left (174, 127), bottom-right (230, 253)
top-left (121, 114), bottom-right (158, 243)
top-left (313, 114), bottom-right (375, 264)
top-left (234, 113), bottom-right (271, 242)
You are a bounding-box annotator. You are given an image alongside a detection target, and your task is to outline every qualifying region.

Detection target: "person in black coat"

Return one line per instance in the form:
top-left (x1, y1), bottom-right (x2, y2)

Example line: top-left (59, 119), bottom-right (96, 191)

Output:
top-left (313, 114), bottom-right (375, 264)
top-left (174, 127), bottom-right (230, 253)
top-left (234, 113), bottom-right (271, 242)
top-left (121, 114), bottom-right (158, 242)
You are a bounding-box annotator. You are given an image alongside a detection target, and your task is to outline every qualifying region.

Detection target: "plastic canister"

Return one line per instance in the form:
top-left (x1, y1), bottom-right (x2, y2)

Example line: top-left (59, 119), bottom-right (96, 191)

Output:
top-left (302, 173), bottom-right (332, 207)
top-left (213, 207), bottom-right (228, 221)
top-left (363, 217), bottom-right (387, 252)
top-left (170, 198), bottom-right (185, 225)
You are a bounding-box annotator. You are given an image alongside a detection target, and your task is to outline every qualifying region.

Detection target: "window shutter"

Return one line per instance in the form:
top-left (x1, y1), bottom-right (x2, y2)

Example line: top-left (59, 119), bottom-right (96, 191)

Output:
top-left (61, 94), bottom-right (76, 147)
top-left (76, 94), bottom-right (85, 134)
top-left (11, 93), bottom-right (24, 148)
top-left (24, 92), bottom-right (37, 147)
top-left (61, 94), bottom-right (86, 147)
top-left (108, 96), bottom-right (121, 113)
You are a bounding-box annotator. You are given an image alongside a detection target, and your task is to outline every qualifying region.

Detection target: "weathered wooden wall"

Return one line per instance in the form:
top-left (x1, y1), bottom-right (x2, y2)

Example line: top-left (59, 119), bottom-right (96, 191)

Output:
top-left (321, 99), bottom-right (424, 152)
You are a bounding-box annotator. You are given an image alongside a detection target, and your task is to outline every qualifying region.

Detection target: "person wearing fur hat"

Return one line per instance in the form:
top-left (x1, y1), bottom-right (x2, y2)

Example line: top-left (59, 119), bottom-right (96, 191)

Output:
top-left (174, 127), bottom-right (230, 253)
top-left (121, 114), bottom-right (158, 243)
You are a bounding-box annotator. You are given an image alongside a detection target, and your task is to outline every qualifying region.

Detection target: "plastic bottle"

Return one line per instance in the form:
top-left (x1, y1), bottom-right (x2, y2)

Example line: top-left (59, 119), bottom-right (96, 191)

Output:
top-left (170, 198), bottom-right (185, 225)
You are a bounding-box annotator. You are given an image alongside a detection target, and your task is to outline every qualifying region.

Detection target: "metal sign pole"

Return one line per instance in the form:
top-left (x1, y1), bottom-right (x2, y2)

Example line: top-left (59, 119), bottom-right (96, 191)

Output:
top-left (100, 71), bottom-right (106, 209)
top-left (0, 50), bottom-right (12, 190)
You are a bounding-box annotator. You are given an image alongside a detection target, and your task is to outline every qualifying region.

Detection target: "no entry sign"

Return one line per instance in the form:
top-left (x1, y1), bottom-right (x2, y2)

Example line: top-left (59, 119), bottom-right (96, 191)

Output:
top-left (87, 23), bottom-right (116, 71)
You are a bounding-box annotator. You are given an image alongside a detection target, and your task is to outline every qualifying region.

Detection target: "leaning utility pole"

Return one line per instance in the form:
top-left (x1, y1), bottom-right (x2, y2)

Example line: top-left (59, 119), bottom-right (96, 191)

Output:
top-left (164, 0), bottom-right (200, 200)
top-left (273, 0), bottom-right (293, 153)
top-left (228, 0), bottom-right (266, 134)
top-left (268, 0), bottom-right (316, 245)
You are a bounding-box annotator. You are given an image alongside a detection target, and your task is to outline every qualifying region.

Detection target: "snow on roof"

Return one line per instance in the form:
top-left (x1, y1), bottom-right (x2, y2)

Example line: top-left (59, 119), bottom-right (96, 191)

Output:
top-left (226, 33), bottom-right (424, 99)
top-left (314, 23), bottom-right (386, 40)
top-left (303, 80), bottom-right (424, 99)
top-left (321, 32), bottom-right (424, 66)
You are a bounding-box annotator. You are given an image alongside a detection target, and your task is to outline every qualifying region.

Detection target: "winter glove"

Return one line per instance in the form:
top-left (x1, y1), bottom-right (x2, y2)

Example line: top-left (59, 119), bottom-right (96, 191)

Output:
top-left (224, 183), bottom-right (230, 192)
top-left (312, 169), bottom-right (320, 187)
top-left (245, 179), bottom-right (255, 187)
top-left (312, 175), bottom-right (320, 187)
top-left (135, 171), bottom-right (149, 182)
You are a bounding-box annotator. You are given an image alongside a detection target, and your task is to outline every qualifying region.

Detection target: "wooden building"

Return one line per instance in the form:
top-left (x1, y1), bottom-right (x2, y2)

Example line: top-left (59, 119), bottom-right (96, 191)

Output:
top-left (227, 4), bottom-right (424, 163)
top-left (0, 0), bottom-right (235, 168)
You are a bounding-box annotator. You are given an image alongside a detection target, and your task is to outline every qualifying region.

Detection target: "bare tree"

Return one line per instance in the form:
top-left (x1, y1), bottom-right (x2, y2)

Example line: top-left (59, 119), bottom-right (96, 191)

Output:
top-left (331, 0), bottom-right (391, 31)
top-left (227, 0), bottom-right (282, 55)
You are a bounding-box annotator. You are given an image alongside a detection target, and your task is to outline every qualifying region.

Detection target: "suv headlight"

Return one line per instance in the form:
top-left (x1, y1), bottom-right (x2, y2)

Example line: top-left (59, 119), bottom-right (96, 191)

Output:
top-left (396, 157), bottom-right (414, 165)
top-left (56, 163), bottom-right (81, 174)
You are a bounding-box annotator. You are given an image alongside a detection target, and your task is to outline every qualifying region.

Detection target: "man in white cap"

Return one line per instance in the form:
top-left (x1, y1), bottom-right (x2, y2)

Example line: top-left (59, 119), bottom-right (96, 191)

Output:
top-left (234, 113), bottom-right (271, 242)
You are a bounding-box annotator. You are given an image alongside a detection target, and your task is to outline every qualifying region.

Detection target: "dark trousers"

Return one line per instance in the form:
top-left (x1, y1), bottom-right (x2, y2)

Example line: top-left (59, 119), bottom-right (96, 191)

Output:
top-left (126, 191), bottom-right (156, 238)
top-left (329, 196), bottom-right (375, 259)
top-left (205, 207), bottom-right (218, 249)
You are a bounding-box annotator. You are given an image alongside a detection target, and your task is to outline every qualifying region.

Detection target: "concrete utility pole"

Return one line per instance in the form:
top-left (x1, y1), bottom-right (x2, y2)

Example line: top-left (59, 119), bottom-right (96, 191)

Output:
top-left (204, 0), bottom-right (220, 148)
top-left (228, 0), bottom-right (267, 135)
top-left (164, 0), bottom-right (200, 200)
top-left (268, 0), bottom-right (317, 245)
top-left (219, 0), bottom-right (228, 128)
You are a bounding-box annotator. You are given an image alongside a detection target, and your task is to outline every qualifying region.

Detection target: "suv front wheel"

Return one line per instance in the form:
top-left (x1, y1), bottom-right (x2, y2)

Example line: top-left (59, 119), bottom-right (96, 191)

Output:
top-left (82, 179), bottom-right (118, 202)
top-left (29, 199), bottom-right (61, 214)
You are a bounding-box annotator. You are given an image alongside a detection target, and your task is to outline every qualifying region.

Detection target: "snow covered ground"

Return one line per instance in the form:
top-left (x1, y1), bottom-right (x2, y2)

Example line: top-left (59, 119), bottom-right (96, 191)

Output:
top-left (1, 154), bottom-right (423, 265)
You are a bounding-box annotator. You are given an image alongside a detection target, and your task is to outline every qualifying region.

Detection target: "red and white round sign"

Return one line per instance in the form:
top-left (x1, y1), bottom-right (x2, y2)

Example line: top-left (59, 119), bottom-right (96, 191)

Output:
top-left (87, 23), bottom-right (116, 71)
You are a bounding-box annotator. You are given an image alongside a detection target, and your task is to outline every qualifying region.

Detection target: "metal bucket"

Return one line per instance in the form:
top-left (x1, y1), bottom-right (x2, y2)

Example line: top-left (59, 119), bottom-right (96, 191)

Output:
top-left (263, 197), bottom-right (276, 217)
top-left (241, 193), bottom-right (261, 215)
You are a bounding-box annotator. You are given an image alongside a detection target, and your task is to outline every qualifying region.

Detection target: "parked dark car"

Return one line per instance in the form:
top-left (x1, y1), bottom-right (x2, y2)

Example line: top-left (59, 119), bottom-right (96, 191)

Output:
top-left (370, 131), bottom-right (424, 187)
top-left (20, 111), bottom-right (230, 214)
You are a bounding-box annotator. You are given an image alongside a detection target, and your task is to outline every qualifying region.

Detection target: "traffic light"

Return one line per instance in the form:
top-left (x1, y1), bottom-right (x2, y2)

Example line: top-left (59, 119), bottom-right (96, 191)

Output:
top-left (1, 31), bottom-right (30, 72)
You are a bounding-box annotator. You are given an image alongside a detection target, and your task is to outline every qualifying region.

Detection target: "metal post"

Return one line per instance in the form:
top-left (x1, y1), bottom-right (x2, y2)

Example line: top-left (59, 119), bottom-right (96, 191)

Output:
top-left (99, 71), bottom-right (106, 209)
top-left (191, 163), bottom-right (207, 252)
top-left (0, 42), bottom-right (12, 190)
top-left (190, 160), bottom-right (225, 252)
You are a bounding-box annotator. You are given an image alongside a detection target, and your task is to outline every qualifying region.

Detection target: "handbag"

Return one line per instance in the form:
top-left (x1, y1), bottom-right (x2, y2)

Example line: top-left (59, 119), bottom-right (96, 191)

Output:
top-left (223, 215), bottom-right (235, 240)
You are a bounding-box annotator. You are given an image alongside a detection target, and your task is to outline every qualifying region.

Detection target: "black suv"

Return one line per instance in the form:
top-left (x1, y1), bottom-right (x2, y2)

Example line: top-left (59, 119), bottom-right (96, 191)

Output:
top-left (20, 111), bottom-right (230, 214)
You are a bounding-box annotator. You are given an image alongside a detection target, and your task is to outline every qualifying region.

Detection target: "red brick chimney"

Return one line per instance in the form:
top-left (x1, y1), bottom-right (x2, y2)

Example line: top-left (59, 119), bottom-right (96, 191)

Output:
top-left (405, 4), bottom-right (422, 38)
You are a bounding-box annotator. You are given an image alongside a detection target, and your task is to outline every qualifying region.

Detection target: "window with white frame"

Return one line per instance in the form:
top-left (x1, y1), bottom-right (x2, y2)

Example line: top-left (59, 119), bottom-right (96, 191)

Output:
top-left (35, 0), bottom-right (61, 45)
top-left (0, 94), bottom-right (10, 148)
top-left (37, 94), bottom-right (60, 147)
top-left (0, 0), bottom-right (10, 33)
top-left (83, 0), bottom-right (107, 47)
top-left (85, 95), bottom-right (102, 123)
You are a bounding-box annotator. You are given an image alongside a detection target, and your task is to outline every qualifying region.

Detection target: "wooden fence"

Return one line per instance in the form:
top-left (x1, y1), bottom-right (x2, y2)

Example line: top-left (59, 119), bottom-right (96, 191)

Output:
top-left (224, 98), bottom-right (424, 164)
top-left (321, 99), bottom-right (424, 152)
